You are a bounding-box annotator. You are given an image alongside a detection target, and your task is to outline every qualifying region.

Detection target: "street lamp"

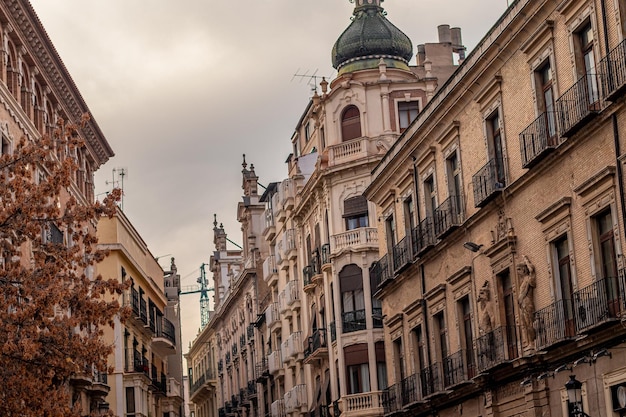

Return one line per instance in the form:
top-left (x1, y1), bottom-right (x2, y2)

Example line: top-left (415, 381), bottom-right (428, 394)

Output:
top-left (565, 375), bottom-right (590, 417)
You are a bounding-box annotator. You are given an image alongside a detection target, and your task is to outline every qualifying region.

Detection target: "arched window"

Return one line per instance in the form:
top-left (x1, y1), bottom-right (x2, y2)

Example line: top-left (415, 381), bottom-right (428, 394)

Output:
top-left (341, 105), bottom-right (362, 141)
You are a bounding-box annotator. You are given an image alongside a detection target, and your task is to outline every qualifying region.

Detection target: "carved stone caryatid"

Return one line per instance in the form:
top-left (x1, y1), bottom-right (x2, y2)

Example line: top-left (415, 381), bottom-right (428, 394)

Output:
top-left (477, 281), bottom-right (494, 335)
top-left (517, 255), bottom-right (536, 345)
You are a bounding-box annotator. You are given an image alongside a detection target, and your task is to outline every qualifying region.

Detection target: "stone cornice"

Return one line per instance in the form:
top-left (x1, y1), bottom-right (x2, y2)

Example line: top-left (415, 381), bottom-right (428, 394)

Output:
top-left (4, 0), bottom-right (114, 166)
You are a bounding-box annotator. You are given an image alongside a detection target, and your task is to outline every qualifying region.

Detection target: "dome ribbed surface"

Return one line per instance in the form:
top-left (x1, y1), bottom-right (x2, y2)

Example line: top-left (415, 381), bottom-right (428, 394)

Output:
top-left (332, 4), bottom-right (413, 72)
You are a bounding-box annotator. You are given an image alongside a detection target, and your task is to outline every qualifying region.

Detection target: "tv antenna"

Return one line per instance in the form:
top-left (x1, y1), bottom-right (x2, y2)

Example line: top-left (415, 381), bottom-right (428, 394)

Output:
top-left (105, 167), bottom-right (128, 210)
top-left (291, 68), bottom-right (331, 93)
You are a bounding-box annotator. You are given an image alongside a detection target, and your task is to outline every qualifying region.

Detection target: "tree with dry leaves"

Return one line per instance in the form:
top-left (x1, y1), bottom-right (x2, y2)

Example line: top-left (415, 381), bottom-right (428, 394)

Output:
top-left (0, 116), bottom-right (125, 417)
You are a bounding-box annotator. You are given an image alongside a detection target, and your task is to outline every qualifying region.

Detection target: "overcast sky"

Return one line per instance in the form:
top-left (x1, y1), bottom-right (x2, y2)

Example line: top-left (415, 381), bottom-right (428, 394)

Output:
top-left (28, 0), bottom-right (509, 356)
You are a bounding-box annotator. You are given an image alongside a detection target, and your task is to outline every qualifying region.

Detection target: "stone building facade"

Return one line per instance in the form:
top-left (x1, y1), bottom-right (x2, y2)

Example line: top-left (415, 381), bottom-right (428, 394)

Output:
top-left (187, 1), bottom-right (465, 417)
top-left (97, 212), bottom-right (184, 417)
top-left (365, 0), bottom-right (626, 416)
top-left (0, 0), bottom-right (114, 413)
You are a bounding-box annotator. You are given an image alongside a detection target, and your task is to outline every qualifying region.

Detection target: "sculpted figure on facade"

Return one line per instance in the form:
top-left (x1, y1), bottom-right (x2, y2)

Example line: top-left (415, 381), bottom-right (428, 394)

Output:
top-left (517, 255), bottom-right (536, 344)
top-left (477, 281), bottom-right (494, 335)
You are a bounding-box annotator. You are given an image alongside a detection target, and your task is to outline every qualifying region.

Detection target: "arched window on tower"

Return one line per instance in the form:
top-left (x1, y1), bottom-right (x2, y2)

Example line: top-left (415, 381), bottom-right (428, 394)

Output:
top-left (341, 105), bottom-right (362, 141)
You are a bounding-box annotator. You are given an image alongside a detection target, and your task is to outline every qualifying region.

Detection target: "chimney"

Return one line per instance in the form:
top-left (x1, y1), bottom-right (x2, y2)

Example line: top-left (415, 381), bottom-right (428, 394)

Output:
top-left (438, 24), bottom-right (451, 44)
top-left (417, 44), bottom-right (426, 66)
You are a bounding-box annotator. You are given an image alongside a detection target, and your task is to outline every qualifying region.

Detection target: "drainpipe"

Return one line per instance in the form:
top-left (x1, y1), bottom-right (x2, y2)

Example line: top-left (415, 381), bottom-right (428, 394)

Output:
top-left (412, 157), bottom-right (432, 367)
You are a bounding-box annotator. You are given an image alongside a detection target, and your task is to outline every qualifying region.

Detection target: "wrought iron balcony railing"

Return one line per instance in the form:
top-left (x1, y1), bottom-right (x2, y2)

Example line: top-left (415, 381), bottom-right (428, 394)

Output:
top-left (342, 309), bottom-right (366, 333)
top-left (401, 373), bottom-right (420, 406)
top-left (534, 298), bottom-right (576, 350)
top-left (411, 217), bottom-right (436, 256)
top-left (573, 276), bottom-right (620, 333)
top-left (472, 157), bottom-right (505, 207)
top-left (382, 383), bottom-right (401, 415)
top-left (442, 350), bottom-right (470, 388)
top-left (419, 362), bottom-right (442, 397)
top-left (476, 326), bottom-right (518, 371)
top-left (370, 253), bottom-right (393, 293)
top-left (600, 38), bottom-right (626, 100)
top-left (556, 72), bottom-right (602, 137)
top-left (392, 236), bottom-right (411, 272)
top-left (433, 194), bottom-right (464, 237)
top-left (305, 328), bottom-right (327, 358)
top-left (519, 111), bottom-right (559, 168)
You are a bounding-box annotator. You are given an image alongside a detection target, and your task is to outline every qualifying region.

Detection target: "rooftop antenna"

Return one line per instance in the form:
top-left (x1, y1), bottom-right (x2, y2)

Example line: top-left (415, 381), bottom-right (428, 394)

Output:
top-left (292, 68), bottom-right (331, 93)
top-left (105, 167), bottom-right (128, 210)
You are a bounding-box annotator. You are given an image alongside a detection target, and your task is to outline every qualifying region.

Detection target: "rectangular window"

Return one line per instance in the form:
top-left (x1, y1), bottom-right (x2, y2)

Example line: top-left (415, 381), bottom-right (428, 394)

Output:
top-left (594, 209), bottom-right (619, 316)
top-left (434, 312), bottom-right (447, 361)
top-left (1, 136), bottom-right (9, 156)
top-left (535, 60), bottom-right (557, 140)
top-left (459, 297), bottom-right (476, 378)
top-left (393, 337), bottom-right (405, 382)
top-left (377, 362), bottom-right (387, 390)
top-left (403, 196), bottom-right (415, 232)
top-left (575, 21), bottom-right (599, 104)
top-left (446, 152), bottom-right (462, 213)
top-left (498, 269), bottom-right (519, 359)
top-left (486, 111), bottom-right (506, 186)
top-left (424, 176), bottom-right (437, 217)
top-left (398, 101), bottom-right (419, 131)
top-left (348, 363), bottom-right (370, 394)
top-left (553, 235), bottom-right (575, 336)
top-left (344, 196), bottom-right (369, 230)
top-left (125, 386), bottom-right (136, 414)
top-left (385, 214), bottom-right (396, 249)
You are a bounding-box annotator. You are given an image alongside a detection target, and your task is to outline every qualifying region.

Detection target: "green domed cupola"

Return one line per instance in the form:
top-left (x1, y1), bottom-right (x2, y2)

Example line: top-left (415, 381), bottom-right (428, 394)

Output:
top-left (332, 0), bottom-right (413, 75)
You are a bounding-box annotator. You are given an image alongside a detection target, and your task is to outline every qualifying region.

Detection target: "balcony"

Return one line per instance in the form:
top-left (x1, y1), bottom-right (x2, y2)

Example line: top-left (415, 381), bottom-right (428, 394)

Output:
top-left (442, 350), bottom-right (473, 388)
top-left (304, 328), bottom-right (328, 363)
top-left (284, 228), bottom-right (297, 261)
top-left (373, 307), bottom-right (383, 328)
top-left (267, 350), bottom-right (283, 375)
top-left (285, 384), bottom-right (307, 413)
top-left (472, 158), bottom-right (505, 207)
top-left (262, 255), bottom-right (278, 286)
top-left (91, 369), bottom-right (110, 396)
top-left (342, 391), bottom-right (384, 417)
top-left (400, 373), bottom-right (419, 407)
top-left (556, 73), bottom-right (601, 137)
top-left (280, 179), bottom-right (296, 211)
top-left (247, 380), bottom-right (257, 399)
top-left (382, 383), bottom-right (401, 415)
top-left (600, 39), bottom-right (626, 101)
top-left (392, 236), bottom-right (411, 273)
top-left (573, 276), bottom-right (620, 333)
top-left (476, 326), bottom-right (518, 372)
top-left (232, 343), bottom-right (238, 358)
top-left (534, 299), bottom-right (576, 351)
top-left (125, 348), bottom-right (149, 377)
top-left (266, 302), bottom-right (280, 331)
top-left (284, 331), bottom-right (303, 362)
top-left (285, 279), bottom-right (300, 310)
top-left (411, 217), bottom-right (436, 256)
top-left (519, 112), bottom-right (559, 168)
top-left (328, 137), bottom-right (370, 167)
top-left (271, 399), bottom-right (286, 417)
top-left (247, 323), bottom-right (255, 342)
top-left (263, 207), bottom-right (276, 240)
top-left (433, 195), bottom-right (464, 238)
top-left (167, 376), bottom-right (182, 399)
top-left (419, 363), bottom-right (442, 397)
top-left (370, 253), bottom-right (393, 293)
top-left (303, 265), bottom-right (316, 292)
top-left (342, 309), bottom-right (366, 333)
top-left (226, 352), bottom-right (231, 365)
top-left (218, 359), bottom-right (223, 374)
top-left (190, 373), bottom-right (206, 398)
top-left (321, 243), bottom-right (331, 266)
top-left (330, 322), bottom-right (336, 343)
top-left (332, 227), bottom-right (378, 253)
top-left (153, 316), bottom-right (176, 355)
top-left (255, 358), bottom-right (269, 381)
top-left (278, 290), bottom-right (289, 315)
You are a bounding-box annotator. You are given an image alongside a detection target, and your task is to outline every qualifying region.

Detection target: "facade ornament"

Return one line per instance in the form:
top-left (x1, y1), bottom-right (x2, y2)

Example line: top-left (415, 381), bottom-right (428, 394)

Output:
top-left (477, 281), bottom-right (494, 335)
top-left (517, 255), bottom-right (536, 345)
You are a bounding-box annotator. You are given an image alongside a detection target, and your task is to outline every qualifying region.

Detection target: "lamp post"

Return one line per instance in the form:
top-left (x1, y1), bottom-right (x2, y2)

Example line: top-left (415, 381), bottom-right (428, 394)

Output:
top-left (565, 375), bottom-right (591, 417)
